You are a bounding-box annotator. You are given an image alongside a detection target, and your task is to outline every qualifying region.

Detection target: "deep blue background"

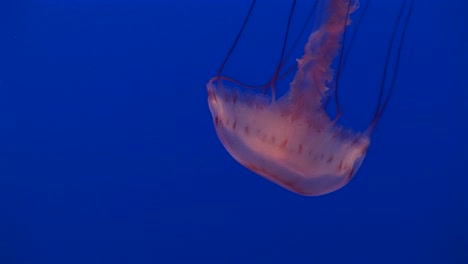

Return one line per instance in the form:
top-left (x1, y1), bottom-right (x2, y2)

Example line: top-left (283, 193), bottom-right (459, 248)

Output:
top-left (1, 1), bottom-right (467, 263)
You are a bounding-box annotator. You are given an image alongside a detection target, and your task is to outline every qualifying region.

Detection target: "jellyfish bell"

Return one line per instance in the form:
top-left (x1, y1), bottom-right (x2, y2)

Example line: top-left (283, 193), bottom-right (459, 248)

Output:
top-left (207, 0), bottom-right (413, 196)
top-left (207, 79), bottom-right (370, 196)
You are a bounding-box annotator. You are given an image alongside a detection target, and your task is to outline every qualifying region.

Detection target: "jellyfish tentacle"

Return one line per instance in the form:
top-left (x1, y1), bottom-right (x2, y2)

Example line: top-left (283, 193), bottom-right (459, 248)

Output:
top-left (332, 0), bottom-right (355, 123)
top-left (367, 0), bottom-right (414, 135)
top-left (216, 0), bottom-right (257, 85)
top-left (278, 1), bottom-right (319, 81)
top-left (270, 0), bottom-right (297, 101)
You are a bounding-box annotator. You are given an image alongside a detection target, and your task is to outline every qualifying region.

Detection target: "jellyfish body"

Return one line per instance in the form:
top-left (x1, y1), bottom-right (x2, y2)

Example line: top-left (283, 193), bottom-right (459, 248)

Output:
top-left (207, 0), bottom-right (411, 196)
top-left (207, 81), bottom-right (370, 196)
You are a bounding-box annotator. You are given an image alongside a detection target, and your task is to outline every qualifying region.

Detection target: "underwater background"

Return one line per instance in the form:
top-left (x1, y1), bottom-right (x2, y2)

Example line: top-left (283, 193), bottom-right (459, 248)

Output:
top-left (1, 0), bottom-right (467, 263)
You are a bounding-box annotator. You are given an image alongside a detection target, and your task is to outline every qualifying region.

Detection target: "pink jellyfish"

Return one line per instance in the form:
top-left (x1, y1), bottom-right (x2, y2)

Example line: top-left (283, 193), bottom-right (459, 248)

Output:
top-left (207, 0), bottom-right (413, 196)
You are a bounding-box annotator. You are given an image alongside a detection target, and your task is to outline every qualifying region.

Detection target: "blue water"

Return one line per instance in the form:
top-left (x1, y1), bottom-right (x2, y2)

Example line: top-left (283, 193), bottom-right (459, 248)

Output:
top-left (1, 1), bottom-right (466, 263)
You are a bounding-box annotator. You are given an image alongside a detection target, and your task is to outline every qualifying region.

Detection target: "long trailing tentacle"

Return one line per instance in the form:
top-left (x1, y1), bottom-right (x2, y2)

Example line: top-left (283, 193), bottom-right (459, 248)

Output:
top-left (216, 1), bottom-right (257, 86)
top-left (366, 0), bottom-right (414, 135)
top-left (269, 0), bottom-right (297, 101)
top-left (331, 0), bottom-right (355, 123)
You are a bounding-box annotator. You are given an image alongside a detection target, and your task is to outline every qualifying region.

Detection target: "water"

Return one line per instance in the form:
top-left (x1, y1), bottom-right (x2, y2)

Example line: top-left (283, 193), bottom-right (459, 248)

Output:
top-left (0, 1), bottom-right (466, 263)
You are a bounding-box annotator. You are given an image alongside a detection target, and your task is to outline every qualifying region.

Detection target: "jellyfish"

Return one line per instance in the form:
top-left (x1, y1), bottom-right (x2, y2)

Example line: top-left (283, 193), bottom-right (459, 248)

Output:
top-left (207, 0), bottom-right (413, 196)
